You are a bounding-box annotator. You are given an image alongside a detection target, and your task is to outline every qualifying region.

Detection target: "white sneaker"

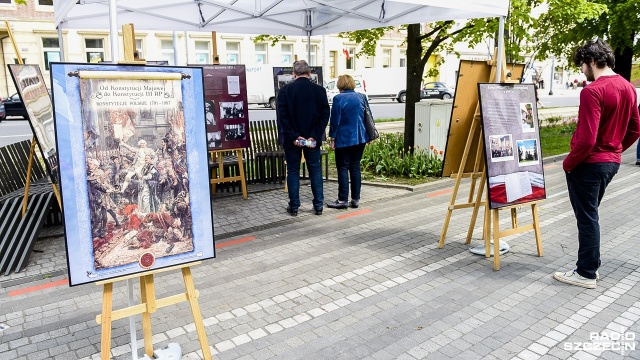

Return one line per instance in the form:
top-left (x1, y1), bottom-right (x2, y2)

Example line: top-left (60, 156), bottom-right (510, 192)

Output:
top-left (553, 269), bottom-right (596, 289)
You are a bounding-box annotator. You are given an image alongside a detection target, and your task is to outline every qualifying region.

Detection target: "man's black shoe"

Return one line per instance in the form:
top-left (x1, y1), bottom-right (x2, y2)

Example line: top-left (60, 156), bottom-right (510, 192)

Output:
top-left (327, 200), bottom-right (348, 209)
top-left (350, 199), bottom-right (359, 208)
top-left (286, 206), bottom-right (298, 216)
top-left (314, 208), bottom-right (323, 215)
top-left (636, 160), bottom-right (640, 166)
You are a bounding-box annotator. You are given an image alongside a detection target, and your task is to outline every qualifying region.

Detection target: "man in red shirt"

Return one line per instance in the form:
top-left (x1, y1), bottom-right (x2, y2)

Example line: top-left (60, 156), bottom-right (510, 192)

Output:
top-left (554, 39), bottom-right (640, 289)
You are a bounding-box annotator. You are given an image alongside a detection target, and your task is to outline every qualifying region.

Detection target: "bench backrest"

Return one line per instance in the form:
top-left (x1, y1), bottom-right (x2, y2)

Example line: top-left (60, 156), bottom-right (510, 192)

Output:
top-left (0, 140), bottom-right (48, 197)
top-left (249, 119), bottom-right (281, 154)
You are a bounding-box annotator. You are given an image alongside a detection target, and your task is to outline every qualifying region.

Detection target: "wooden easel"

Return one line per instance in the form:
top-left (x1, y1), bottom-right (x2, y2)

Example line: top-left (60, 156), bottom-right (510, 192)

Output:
top-left (207, 32), bottom-right (248, 199)
top-left (95, 261), bottom-right (211, 360)
top-left (4, 20), bottom-right (62, 216)
top-left (438, 49), bottom-right (543, 270)
top-left (209, 149), bottom-right (249, 199)
top-left (90, 25), bottom-right (213, 360)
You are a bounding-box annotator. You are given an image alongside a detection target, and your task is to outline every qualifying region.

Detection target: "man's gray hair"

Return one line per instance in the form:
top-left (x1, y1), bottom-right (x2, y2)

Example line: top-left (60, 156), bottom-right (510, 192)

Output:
top-left (293, 60), bottom-right (311, 76)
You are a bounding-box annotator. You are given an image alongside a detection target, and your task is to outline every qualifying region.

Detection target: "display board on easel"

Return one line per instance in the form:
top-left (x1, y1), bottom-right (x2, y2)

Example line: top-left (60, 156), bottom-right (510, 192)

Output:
top-left (437, 51), bottom-right (543, 270)
top-left (442, 61), bottom-right (525, 177)
top-left (50, 62), bottom-right (215, 286)
top-left (202, 65), bottom-right (250, 150)
top-left (477, 83), bottom-right (547, 209)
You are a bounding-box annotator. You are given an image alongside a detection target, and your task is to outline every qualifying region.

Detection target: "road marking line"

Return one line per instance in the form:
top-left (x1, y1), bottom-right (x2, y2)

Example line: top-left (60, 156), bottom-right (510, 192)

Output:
top-left (215, 236), bottom-right (256, 249)
top-left (337, 209), bottom-right (371, 219)
top-left (8, 278), bottom-right (68, 297)
top-left (426, 188), bottom-right (453, 197)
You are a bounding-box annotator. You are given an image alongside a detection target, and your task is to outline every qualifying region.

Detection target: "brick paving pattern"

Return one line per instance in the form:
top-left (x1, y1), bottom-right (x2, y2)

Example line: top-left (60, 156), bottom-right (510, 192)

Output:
top-left (1, 150), bottom-right (639, 360)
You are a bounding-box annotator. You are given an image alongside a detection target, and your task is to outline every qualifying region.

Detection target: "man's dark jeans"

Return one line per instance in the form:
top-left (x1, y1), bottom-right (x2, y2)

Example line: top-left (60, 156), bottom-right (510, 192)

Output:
top-left (565, 162), bottom-right (619, 279)
top-left (334, 143), bottom-right (366, 202)
top-left (285, 146), bottom-right (323, 211)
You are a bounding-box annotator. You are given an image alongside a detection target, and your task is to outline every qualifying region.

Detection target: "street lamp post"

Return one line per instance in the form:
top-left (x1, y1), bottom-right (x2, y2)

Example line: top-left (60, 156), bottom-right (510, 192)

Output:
top-left (549, 55), bottom-right (555, 95)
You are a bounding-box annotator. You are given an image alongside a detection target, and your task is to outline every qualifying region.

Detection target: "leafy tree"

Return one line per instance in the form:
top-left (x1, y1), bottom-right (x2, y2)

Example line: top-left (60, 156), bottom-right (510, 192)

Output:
top-left (534, 0), bottom-right (638, 81)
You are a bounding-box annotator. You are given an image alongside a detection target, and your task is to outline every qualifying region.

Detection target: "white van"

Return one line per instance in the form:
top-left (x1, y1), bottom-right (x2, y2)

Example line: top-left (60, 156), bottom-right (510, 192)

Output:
top-left (325, 76), bottom-right (368, 103)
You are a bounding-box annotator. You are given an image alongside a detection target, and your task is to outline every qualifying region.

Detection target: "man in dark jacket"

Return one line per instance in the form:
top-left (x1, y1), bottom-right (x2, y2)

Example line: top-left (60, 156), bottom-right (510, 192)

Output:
top-left (277, 60), bottom-right (330, 216)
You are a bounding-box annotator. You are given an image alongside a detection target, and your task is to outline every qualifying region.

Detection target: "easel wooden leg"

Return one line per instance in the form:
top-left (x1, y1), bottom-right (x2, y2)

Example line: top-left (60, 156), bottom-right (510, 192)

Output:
top-left (182, 267), bottom-right (212, 360)
top-left (140, 275), bottom-right (156, 357)
top-left (236, 149), bottom-right (248, 200)
top-left (511, 208), bottom-right (518, 228)
top-left (532, 203), bottom-right (543, 256)
top-left (100, 283), bottom-right (114, 360)
top-left (484, 204), bottom-right (491, 258)
top-left (492, 209), bottom-right (501, 270)
top-left (466, 170), bottom-right (486, 244)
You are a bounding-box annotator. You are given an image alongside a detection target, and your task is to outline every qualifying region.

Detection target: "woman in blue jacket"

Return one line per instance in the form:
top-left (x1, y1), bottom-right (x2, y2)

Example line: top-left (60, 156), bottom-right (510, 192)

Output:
top-left (327, 74), bottom-right (371, 209)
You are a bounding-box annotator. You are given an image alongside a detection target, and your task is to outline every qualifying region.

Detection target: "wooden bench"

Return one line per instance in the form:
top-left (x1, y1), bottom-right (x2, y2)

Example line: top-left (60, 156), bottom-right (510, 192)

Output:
top-left (248, 119), bottom-right (328, 184)
top-left (0, 139), bottom-right (57, 275)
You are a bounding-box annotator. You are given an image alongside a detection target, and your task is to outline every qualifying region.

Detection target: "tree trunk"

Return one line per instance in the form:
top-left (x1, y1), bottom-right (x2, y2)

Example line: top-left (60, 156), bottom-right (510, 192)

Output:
top-left (403, 24), bottom-right (427, 152)
top-left (613, 44), bottom-right (633, 82)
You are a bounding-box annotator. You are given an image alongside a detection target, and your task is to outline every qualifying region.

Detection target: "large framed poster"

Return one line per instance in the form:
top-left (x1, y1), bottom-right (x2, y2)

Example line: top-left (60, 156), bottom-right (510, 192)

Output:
top-left (478, 83), bottom-right (546, 209)
top-left (50, 63), bottom-right (215, 286)
top-left (202, 65), bottom-right (250, 150)
top-left (8, 64), bottom-right (60, 185)
top-left (272, 66), bottom-right (323, 94)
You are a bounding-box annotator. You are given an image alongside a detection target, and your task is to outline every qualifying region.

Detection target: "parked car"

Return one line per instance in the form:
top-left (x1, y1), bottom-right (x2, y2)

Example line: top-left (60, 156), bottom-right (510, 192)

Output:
top-left (0, 97), bottom-right (5, 122)
top-left (3, 93), bottom-right (29, 119)
top-left (325, 76), bottom-right (368, 103)
top-left (421, 82), bottom-right (455, 100)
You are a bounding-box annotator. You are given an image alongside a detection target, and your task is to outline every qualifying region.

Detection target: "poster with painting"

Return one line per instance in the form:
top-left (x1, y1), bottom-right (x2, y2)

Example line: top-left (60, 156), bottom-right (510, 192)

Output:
top-left (202, 65), bottom-right (250, 150)
top-left (8, 64), bottom-right (60, 185)
top-left (478, 83), bottom-right (546, 209)
top-left (50, 63), bottom-right (215, 286)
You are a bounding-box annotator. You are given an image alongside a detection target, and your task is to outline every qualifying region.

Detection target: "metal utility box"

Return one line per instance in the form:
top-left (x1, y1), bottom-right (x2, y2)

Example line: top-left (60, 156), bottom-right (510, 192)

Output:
top-left (414, 99), bottom-right (453, 153)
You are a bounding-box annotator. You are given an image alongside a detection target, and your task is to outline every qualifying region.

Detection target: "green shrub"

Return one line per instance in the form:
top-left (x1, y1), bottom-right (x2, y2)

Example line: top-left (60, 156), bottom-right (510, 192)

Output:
top-left (361, 133), bottom-right (443, 178)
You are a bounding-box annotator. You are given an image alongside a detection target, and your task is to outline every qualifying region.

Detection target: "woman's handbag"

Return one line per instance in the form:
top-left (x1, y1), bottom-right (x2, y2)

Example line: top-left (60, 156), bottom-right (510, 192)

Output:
top-left (361, 94), bottom-right (379, 141)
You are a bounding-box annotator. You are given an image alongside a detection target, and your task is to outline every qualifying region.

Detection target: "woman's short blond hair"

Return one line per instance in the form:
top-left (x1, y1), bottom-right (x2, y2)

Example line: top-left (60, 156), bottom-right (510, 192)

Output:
top-left (336, 75), bottom-right (356, 91)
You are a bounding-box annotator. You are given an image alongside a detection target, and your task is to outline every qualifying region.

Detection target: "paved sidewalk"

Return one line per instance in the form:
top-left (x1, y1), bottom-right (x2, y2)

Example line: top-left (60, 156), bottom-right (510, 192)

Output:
top-left (1, 150), bottom-right (640, 360)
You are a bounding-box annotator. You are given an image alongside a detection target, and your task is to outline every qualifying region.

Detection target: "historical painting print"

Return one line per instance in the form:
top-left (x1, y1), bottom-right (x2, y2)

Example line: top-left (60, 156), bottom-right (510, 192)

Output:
top-left (478, 83), bottom-right (546, 209)
top-left (8, 64), bottom-right (60, 185)
top-left (202, 65), bottom-right (250, 150)
top-left (50, 63), bottom-right (215, 286)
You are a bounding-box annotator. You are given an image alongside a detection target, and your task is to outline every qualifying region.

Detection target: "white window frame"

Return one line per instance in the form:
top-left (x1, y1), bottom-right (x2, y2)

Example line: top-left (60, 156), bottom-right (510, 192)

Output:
top-left (382, 49), bottom-right (391, 68)
top-left (41, 37), bottom-right (60, 71)
top-left (399, 49), bottom-right (407, 67)
top-left (84, 38), bottom-right (105, 63)
top-left (254, 43), bottom-right (268, 65)
top-left (194, 40), bottom-right (211, 64)
top-left (226, 41), bottom-right (240, 64)
top-left (135, 38), bottom-right (144, 59)
top-left (160, 39), bottom-right (175, 65)
top-left (305, 44), bottom-right (318, 66)
top-left (346, 47), bottom-right (355, 70)
top-left (281, 43), bottom-right (293, 65)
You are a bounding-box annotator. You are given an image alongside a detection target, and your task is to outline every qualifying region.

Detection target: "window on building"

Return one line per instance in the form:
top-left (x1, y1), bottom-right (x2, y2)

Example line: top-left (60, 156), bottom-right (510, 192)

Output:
top-left (85, 38), bottom-right (104, 63)
top-left (305, 44), bottom-right (318, 66)
top-left (399, 49), bottom-right (406, 67)
top-left (0, 0), bottom-right (13, 4)
top-left (42, 38), bottom-right (60, 70)
top-left (345, 47), bottom-right (355, 70)
top-left (281, 44), bottom-right (293, 65)
top-left (38, 0), bottom-right (53, 5)
top-left (382, 49), bottom-right (391, 68)
top-left (362, 56), bottom-right (374, 68)
top-left (135, 39), bottom-right (144, 59)
top-left (255, 43), bottom-right (268, 65)
top-left (195, 41), bottom-right (210, 64)
top-left (14, 58), bottom-right (27, 64)
top-left (226, 42), bottom-right (240, 64)
top-left (161, 39), bottom-right (175, 65)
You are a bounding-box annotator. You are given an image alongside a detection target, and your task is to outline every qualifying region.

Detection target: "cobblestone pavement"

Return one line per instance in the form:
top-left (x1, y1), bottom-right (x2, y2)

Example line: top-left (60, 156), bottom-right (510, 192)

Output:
top-left (1, 150), bottom-right (639, 360)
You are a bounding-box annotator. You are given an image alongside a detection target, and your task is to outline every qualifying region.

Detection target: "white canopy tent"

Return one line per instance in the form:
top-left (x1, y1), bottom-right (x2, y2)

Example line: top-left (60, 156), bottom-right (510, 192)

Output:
top-left (55, 0), bottom-right (508, 36)
top-left (54, 0), bottom-right (509, 76)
